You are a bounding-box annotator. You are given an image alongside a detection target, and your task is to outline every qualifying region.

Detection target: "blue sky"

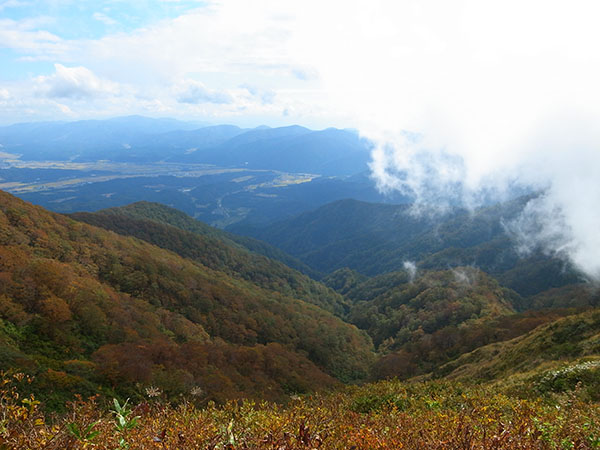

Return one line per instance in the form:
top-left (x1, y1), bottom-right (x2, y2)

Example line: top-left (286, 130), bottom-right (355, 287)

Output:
top-left (0, 0), bottom-right (330, 127)
top-left (1, 1), bottom-right (207, 77)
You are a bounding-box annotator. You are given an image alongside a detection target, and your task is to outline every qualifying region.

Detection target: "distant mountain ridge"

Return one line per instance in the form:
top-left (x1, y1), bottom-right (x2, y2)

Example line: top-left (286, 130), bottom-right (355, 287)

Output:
top-left (180, 126), bottom-right (372, 175)
top-left (0, 116), bottom-right (202, 161)
top-left (0, 117), bottom-right (372, 176)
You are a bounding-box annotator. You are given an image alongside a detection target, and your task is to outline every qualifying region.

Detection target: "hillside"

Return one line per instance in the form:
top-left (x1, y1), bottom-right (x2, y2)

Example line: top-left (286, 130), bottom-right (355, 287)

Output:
top-left (70, 202), bottom-right (346, 315)
top-left (0, 190), bottom-right (373, 408)
top-left (76, 200), bottom-right (319, 277)
top-left (347, 268), bottom-right (517, 347)
top-left (233, 197), bottom-right (583, 296)
top-left (434, 306), bottom-right (600, 389)
top-left (230, 199), bottom-right (432, 272)
top-left (340, 267), bottom-right (558, 379)
top-left (321, 265), bottom-right (594, 382)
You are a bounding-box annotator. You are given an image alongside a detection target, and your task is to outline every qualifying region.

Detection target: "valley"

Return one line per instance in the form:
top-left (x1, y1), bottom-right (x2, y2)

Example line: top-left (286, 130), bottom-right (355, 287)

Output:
top-left (0, 161), bottom-right (325, 227)
top-left (0, 118), bottom-right (411, 227)
top-left (1, 117), bottom-right (599, 448)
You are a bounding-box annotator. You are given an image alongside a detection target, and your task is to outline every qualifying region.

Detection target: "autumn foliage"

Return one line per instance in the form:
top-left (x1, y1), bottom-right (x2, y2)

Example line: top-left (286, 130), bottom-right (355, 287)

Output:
top-left (0, 190), bottom-right (372, 407)
top-left (2, 373), bottom-right (600, 449)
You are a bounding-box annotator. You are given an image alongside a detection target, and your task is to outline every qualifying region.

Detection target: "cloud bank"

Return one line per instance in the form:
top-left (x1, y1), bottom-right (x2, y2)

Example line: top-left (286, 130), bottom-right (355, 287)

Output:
top-left (284, 0), bottom-right (600, 281)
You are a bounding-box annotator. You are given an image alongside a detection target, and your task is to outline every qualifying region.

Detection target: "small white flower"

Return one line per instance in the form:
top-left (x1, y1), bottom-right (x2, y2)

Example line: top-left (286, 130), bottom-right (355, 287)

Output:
top-left (145, 386), bottom-right (162, 398)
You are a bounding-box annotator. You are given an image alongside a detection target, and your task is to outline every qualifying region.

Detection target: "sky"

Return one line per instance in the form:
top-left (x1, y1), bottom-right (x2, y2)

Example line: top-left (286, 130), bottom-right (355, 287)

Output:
top-left (0, 0), bottom-right (332, 127)
top-left (1, 0), bottom-right (600, 280)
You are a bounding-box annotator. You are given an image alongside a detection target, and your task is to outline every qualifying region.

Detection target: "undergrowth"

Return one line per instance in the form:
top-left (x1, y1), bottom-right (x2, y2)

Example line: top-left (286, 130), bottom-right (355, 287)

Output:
top-left (1, 372), bottom-right (600, 449)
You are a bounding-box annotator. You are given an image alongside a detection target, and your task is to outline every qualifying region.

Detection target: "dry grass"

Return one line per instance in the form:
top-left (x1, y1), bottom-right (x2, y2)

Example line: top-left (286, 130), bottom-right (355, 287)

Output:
top-left (2, 373), bottom-right (600, 449)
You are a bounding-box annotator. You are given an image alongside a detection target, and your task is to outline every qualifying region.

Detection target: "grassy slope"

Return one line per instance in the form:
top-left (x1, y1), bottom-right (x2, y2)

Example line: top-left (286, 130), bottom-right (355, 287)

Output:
top-left (4, 373), bottom-right (600, 449)
top-left (434, 307), bottom-right (600, 385)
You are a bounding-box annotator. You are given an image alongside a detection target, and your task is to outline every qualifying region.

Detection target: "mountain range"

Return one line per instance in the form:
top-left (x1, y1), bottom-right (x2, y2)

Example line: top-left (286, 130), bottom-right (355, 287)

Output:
top-left (231, 196), bottom-right (583, 296)
top-left (0, 116), bottom-right (599, 415)
top-left (0, 116), bottom-right (371, 176)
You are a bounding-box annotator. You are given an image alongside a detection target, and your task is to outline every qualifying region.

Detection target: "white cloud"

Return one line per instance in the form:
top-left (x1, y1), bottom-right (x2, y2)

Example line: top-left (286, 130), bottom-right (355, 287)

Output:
top-left (241, 84), bottom-right (276, 105)
top-left (36, 63), bottom-right (120, 99)
top-left (0, 1), bottom-right (29, 12)
top-left (0, 18), bottom-right (66, 57)
top-left (55, 102), bottom-right (73, 114)
top-left (174, 79), bottom-right (232, 104)
top-left (76, 1), bottom-right (297, 84)
top-left (291, 66), bottom-right (318, 81)
top-left (502, 117), bottom-right (600, 280)
top-left (281, 0), bottom-right (600, 281)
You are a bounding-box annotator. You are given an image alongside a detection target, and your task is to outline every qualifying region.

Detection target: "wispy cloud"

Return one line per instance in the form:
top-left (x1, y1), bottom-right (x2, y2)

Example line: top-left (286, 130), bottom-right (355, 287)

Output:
top-left (0, 18), bottom-right (65, 57)
top-left (0, 0), bottom-right (30, 12)
top-left (403, 261), bottom-right (417, 283)
top-left (92, 12), bottom-right (117, 26)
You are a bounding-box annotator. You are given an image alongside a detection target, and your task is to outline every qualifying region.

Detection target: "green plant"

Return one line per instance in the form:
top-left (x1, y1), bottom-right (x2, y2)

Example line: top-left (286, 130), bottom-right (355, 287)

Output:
top-left (66, 420), bottom-right (100, 444)
top-left (111, 398), bottom-right (139, 449)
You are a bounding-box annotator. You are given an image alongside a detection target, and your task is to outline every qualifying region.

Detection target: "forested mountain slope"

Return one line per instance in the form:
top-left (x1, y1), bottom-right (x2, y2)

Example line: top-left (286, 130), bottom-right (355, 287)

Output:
top-left (347, 268), bottom-right (585, 378)
top-left (69, 203), bottom-right (344, 315)
top-left (77, 201), bottom-right (319, 277)
top-left (0, 190), bottom-right (373, 408)
top-left (320, 263), bottom-right (596, 383)
top-left (234, 196), bottom-right (583, 296)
